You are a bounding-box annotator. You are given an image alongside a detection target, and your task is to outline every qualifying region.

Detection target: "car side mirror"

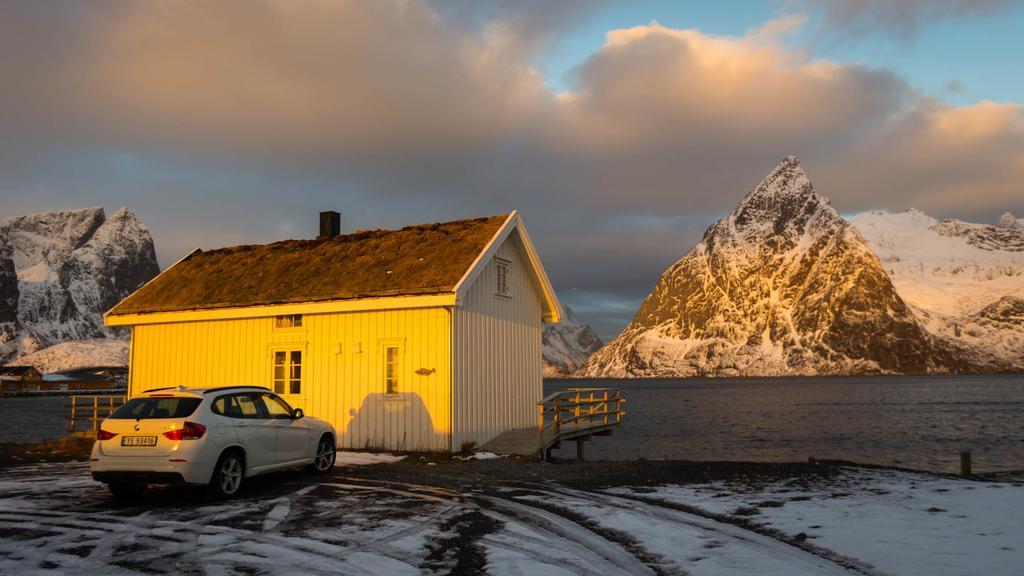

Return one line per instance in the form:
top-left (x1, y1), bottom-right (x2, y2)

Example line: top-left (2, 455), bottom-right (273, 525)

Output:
top-left (293, 408), bottom-right (304, 420)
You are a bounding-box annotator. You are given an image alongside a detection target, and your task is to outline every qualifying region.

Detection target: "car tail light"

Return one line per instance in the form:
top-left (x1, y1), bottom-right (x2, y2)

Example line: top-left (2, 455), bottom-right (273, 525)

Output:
top-left (163, 421), bottom-right (206, 441)
top-left (97, 429), bottom-right (118, 441)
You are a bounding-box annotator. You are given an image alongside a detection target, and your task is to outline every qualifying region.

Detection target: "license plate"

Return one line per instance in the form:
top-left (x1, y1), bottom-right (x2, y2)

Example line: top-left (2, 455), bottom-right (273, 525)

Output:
top-left (121, 436), bottom-right (157, 447)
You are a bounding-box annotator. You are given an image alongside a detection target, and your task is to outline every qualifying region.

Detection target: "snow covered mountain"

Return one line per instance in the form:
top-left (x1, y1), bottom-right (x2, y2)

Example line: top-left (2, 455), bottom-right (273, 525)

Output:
top-left (12, 338), bottom-right (129, 374)
top-left (542, 306), bottom-right (603, 376)
top-left (851, 209), bottom-right (1024, 368)
top-left (0, 207), bottom-right (159, 363)
top-left (579, 156), bottom-right (981, 378)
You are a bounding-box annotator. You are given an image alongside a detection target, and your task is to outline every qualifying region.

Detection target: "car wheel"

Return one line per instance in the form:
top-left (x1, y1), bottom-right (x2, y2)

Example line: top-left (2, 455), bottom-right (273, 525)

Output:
top-left (208, 451), bottom-right (244, 499)
top-left (308, 435), bottom-right (336, 474)
top-left (108, 482), bottom-right (146, 500)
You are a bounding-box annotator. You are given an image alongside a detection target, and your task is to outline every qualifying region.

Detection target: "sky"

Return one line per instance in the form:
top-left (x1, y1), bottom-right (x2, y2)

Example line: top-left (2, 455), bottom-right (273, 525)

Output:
top-left (1, 0), bottom-right (1023, 340)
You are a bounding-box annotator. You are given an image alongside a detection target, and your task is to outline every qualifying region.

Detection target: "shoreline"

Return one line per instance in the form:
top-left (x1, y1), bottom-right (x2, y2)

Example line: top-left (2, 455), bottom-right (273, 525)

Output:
top-left (3, 437), bottom-right (1021, 483)
top-left (545, 372), bottom-right (1024, 382)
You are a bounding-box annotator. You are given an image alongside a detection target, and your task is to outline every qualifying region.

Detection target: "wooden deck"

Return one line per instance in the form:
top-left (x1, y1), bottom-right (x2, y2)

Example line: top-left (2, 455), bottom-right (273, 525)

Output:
top-left (481, 388), bottom-right (625, 459)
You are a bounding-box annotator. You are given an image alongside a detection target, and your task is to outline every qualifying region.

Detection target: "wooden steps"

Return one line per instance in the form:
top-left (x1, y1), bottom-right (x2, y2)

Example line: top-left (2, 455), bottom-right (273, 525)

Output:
top-left (482, 387), bottom-right (626, 459)
top-left (481, 427), bottom-right (550, 456)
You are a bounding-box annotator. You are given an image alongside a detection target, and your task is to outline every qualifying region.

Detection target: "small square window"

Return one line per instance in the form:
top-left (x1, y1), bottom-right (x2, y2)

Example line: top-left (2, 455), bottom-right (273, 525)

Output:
top-left (275, 314), bottom-right (302, 328)
top-left (495, 258), bottom-right (511, 297)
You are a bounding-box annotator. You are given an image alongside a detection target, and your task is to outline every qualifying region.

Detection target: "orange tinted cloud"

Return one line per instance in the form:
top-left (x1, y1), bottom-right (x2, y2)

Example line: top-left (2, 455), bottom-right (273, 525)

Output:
top-left (75, 0), bottom-right (553, 155)
top-left (1, 1), bottom-right (1022, 337)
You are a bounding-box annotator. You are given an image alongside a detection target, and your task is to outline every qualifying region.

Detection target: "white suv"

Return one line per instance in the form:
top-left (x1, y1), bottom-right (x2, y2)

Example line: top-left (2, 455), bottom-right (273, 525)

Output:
top-left (90, 386), bottom-right (337, 499)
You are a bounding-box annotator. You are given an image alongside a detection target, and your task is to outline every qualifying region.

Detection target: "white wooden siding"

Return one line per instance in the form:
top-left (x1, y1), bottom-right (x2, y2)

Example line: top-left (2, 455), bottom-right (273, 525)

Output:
top-left (129, 307), bottom-right (452, 451)
top-left (451, 229), bottom-right (544, 449)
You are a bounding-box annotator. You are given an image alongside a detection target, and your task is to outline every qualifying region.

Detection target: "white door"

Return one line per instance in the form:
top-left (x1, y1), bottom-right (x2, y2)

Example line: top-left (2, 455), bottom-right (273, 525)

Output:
top-left (260, 393), bottom-right (311, 464)
top-left (229, 393), bottom-right (277, 473)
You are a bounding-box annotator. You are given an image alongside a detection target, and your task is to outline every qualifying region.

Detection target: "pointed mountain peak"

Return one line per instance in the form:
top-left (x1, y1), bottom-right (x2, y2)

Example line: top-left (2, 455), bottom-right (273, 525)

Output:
top-left (777, 154), bottom-right (801, 170)
top-left (746, 154), bottom-right (811, 200)
top-left (719, 155), bottom-right (837, 240)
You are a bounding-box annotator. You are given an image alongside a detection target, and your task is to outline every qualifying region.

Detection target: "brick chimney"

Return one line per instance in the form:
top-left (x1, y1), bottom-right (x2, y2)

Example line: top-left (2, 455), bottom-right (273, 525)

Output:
top-left (318, 211), bottom-right (341, 238)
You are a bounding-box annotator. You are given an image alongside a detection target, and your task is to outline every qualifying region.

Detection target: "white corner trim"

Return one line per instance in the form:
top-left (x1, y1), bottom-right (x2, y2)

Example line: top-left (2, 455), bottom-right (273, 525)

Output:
top-left (513, 213), bottom-right (563, 323)
top-left (453, 210), bottom-right (563, 323)
top-left (452, 212), bottom-right (517, 297)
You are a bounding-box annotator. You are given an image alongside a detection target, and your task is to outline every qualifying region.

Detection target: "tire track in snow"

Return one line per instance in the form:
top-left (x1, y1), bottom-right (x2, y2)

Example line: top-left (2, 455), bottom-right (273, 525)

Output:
top-left (547, 485), bottom-right (870, 575)
top-left (325, 477), bottom-right (667, 575)
top-left (1, 464), bottom-right (876, 575)
top-left (0, 481), bottom-right (444, 575)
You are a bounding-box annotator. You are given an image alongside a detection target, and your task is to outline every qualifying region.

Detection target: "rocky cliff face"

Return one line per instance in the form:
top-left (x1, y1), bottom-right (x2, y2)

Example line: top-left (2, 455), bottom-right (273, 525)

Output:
top-left (579, 156), bottom-right (977, 378)
top-left (542, 306), bottom-right (603, 376)
top-left (0, 207), bottom-right (159, 361)
top-left (0, 241), bottom-right (18, 360)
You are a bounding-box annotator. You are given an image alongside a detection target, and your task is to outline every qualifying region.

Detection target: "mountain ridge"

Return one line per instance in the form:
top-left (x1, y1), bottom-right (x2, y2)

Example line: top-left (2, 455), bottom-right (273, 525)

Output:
top-left (543, 306), bottom-right (603, 376)
top-left (0, 207), bottom-right (160, 362)
top-left (579, 156), bottom-right (995, 378)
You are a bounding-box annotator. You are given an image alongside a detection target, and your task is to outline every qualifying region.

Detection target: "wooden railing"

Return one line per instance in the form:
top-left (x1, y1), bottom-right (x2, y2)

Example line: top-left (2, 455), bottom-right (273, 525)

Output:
top-left (538, 388), bottom-right (625, 452)
top-left (68, 395), bottom-right (127, 436)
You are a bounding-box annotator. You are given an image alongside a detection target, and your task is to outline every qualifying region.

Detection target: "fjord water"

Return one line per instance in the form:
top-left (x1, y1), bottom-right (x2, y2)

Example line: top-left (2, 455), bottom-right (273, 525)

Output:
top-left (545, 375), bottom-right (1024, 473)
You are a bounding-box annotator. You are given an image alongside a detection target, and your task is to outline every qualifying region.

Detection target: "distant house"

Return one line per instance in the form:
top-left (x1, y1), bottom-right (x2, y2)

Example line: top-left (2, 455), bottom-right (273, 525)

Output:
top-left (0, 366), bottom-right (43, 382)
top-left (0, 366), bottom-right (42, 394)
top-left (55, 366), bottom-right (127, 390)
top-left (0, 365), bottom-right (116, 394)
top-left (105, 212), bottom-right (562, 451)
top-left (38, 372), bottom-right (115, 393)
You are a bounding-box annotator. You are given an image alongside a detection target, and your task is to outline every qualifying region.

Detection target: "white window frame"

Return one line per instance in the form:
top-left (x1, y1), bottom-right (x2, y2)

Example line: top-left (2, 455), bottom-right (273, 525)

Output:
top-left (495, 257), bottom-right (512, 298)
top-left (379, 339), bottom-right (405, 396)
top-left (274, 314), bottom-right (303, 329)
top-left (270, 346), bottom-right (305, 396)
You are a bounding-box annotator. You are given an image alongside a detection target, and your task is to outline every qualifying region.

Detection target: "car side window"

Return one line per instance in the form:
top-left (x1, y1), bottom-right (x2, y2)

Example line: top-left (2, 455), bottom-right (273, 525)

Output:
top-left (260, 393), bottom-right (294, 419)
top-left (212, 396), bottom-right (229, 416)
top-left (212, 394), bottom-right (253, 418)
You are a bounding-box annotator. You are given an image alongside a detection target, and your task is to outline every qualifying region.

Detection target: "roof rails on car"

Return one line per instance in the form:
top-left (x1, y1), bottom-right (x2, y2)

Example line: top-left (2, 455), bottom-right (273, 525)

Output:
top-left (201, 386), bottom-right (271, 395)
top-left (142, 385), bottom-right (190, 394)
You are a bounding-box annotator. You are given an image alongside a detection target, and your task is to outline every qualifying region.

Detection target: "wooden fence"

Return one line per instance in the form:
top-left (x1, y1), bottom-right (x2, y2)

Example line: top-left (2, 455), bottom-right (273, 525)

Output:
top-left (68, 395), bottom-right (127, 436)
top-left (538, 387), bottom-right (625, 458)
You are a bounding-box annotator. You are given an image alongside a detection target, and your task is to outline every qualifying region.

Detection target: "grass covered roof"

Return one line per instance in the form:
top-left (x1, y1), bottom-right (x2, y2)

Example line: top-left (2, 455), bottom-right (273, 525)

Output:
top-left (108, 214), bottom-right (509, 315)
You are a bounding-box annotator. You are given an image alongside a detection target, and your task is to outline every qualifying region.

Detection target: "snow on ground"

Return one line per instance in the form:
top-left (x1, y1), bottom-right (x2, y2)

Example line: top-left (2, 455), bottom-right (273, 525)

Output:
top-left (10, 338), bottom-right (128, 373)
top-left (0, 462), bottom-right (454, 575)
top-left (1, 461), bottom-right (1020, 575)
top-left (609, 467), bottom-right (1024, 576)
top-left (454, 451), bottom-right (505, 461)
top-left (334, 451), bottom-right (407, 466)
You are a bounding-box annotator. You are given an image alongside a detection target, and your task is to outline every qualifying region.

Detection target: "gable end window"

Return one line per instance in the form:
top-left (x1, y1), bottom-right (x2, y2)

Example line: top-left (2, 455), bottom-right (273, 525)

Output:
top-left (495, 258), bottom-right (511, 297)
top-left (275, 314), bottom-right (302, 328)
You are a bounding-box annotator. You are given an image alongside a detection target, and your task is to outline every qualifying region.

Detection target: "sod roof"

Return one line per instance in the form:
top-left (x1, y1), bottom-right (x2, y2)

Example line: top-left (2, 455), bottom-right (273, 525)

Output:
top-left (108, 214), bottom-right (510, 315)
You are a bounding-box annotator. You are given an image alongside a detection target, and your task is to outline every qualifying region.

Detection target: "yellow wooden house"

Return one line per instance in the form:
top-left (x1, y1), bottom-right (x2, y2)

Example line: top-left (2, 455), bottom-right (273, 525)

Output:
top-left (105, 211), bottom-right (562, 452)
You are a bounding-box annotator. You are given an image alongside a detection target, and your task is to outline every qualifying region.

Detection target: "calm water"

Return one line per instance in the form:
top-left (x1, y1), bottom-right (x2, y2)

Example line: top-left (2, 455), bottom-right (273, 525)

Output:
top-left (0, 396), bottom-right (75, 444)
top-left (545, 375), bottom-right (1024, 473)
top-left (3, 376), bottom-right (1023, 473)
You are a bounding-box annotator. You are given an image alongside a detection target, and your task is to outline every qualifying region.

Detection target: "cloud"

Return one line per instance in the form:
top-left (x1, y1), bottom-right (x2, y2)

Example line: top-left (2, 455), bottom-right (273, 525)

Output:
top-left (426, 0), bottom-right (606, 59)
top-left (796, 0), bottom-right (1022, 40)
top-left (84, 1), bottom-right (556, 158)
top-left (1, 1), bottom-right (1023, 338)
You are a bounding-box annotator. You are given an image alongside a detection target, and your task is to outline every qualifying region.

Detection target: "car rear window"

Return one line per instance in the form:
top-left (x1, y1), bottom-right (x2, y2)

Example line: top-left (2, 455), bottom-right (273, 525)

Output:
top-left (110, 397), bottom-right (202, 419)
